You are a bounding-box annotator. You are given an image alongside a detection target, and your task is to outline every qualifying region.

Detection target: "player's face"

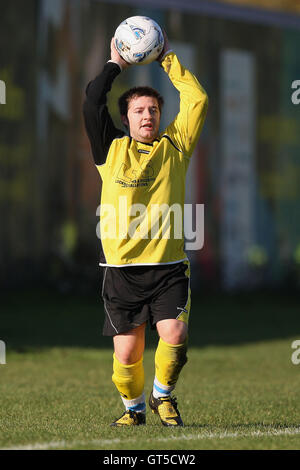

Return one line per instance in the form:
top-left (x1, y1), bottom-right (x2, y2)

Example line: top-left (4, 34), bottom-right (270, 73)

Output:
top-left (125, 96), bottom-right (161, 143)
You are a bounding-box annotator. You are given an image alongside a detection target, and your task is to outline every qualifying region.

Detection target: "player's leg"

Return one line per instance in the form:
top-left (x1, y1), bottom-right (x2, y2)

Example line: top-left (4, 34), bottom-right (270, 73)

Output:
top-left (111, 322), bottom-right (147, 426)
top-left (152, 262), bottom-right (190, 401)
top-left (154, 318), bottom-right (188, 398)
top-left (101, 266), bottom-right (149, 426)
top-left (149, 319), bottom-right (188, 426)
top-left (149, 261), bottom-right (190, 426)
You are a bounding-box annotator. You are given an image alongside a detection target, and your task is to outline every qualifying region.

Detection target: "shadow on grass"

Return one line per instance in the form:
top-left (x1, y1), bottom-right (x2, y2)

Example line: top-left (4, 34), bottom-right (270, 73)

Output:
top-left (1, 287), bottom-right (300, 351)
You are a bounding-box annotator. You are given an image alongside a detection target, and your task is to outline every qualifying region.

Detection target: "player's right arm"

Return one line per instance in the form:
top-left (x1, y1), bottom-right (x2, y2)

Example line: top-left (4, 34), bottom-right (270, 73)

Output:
top-left (83, 39), bottom-right (129, 165)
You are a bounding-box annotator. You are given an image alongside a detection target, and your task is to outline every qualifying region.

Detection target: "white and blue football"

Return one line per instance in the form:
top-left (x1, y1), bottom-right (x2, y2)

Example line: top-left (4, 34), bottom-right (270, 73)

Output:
top-left (114, 16), bottom-right (164, 65)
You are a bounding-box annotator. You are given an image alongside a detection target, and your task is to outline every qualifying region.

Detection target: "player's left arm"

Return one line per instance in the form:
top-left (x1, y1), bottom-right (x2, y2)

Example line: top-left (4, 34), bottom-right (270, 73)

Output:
top-left (158, 44), bottom-right (208, 158)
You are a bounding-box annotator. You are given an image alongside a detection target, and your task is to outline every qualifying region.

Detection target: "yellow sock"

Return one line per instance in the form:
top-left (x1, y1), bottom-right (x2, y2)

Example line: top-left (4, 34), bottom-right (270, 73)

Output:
top-left (154, 338), bottom-right (188, 397)
top-left (112, 354), bottom-right (145, 411)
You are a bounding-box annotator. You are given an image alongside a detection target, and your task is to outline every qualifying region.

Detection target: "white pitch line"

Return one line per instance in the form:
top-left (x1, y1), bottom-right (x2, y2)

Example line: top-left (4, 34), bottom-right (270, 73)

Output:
top-left (0, 438), bottom-right (122, 451)
top-left (2, 427), bottom-right (300, 450)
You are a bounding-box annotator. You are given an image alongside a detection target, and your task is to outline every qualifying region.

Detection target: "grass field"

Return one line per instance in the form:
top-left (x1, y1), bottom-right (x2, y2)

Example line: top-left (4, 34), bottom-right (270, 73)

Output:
top-left (1, 288), bottom-right (300, 450)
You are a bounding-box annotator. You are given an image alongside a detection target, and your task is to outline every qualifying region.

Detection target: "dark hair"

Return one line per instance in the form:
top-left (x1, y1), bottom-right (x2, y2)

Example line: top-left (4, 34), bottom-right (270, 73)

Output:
top-left (118, 86), bottom-right (164, 118)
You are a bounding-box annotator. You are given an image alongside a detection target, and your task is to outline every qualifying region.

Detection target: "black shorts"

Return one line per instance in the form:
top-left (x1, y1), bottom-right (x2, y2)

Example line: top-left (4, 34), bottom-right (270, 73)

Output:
top-left (101, 260), bottom-right (191, 336)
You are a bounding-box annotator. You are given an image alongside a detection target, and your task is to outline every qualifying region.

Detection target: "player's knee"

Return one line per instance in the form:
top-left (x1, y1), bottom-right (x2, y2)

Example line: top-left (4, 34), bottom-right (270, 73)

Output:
top-left (114, 349), bottom-right (143, 365)
top-left (114, 338), bottom-right (145, 364)
top-left (157, 319), bottom-right (187, 345)
top-left (167, 329), bottom-right (187, 345)
top-left (113, 323), bottom-right (146, 364)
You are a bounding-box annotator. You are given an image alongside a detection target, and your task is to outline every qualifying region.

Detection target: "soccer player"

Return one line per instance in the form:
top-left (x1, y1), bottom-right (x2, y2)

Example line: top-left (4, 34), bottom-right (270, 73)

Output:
top-left (83, 31), bottom-right (208, 426)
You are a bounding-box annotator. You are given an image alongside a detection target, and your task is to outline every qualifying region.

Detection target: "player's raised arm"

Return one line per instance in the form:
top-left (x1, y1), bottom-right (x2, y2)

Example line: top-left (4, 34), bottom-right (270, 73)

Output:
top-left (82, 39), bottom-right (130, 166)
top-left (157, 32), bottom-right (208, 158)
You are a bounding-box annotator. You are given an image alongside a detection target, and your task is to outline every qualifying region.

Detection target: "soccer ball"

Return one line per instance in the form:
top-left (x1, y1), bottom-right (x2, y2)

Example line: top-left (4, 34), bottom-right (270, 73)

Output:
top-left (114, 16), bottom-right (164, 65)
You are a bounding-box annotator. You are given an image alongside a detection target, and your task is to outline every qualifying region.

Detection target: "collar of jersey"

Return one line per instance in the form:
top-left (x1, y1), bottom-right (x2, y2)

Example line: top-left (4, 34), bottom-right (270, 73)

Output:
top-left (134, 138), bottom-right (160, 147)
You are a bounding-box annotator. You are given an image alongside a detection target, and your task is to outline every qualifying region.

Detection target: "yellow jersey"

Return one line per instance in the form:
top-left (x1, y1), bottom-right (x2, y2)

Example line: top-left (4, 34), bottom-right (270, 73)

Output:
top-left (83, 52), bottom-right (208, 266)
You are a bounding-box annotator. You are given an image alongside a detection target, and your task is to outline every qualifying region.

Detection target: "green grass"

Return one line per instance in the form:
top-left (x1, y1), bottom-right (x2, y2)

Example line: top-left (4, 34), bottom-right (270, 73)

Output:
top-left (1, 288), bottom-right (300, 450)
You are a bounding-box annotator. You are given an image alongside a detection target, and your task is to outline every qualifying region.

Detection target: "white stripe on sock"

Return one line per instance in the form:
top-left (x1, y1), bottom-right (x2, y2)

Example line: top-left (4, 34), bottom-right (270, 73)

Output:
top-left (121, 393), bottom-right (146, 412)
top-left (153, 377), bottom-right (174, 398)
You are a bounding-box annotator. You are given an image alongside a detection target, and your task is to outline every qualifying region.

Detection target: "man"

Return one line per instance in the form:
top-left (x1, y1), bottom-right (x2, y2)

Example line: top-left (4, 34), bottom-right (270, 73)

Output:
top-left (83, 31), bottom-right (208, 426)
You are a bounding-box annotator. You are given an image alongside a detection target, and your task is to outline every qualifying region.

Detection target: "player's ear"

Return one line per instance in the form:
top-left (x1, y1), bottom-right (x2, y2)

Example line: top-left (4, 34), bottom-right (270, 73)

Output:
top-left (121, 115), bottom-right (129, 129)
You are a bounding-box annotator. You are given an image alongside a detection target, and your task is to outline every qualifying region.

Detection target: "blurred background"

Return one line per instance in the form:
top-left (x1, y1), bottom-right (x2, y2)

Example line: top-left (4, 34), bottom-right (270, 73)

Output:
top-left (2, 3), bottom-right (300, 449)
top-left (1, 0), bottom-right (300, 299)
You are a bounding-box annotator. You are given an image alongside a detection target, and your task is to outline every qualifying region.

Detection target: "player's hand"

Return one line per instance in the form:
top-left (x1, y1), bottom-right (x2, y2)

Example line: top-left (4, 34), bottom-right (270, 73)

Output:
top-left (110, 37), bottom-right (130, 70)
top-left (156, 30), bottom-right (171, 63)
